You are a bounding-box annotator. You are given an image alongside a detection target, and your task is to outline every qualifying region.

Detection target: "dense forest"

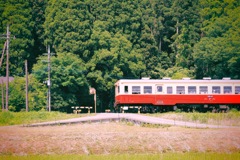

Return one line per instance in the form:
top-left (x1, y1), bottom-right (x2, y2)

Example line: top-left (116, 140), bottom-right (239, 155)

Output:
top-left (0, 0), bottom-right (240, 112)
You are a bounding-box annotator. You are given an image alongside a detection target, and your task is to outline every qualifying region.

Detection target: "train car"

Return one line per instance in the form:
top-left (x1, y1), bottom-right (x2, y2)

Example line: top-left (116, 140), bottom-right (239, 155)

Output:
top-left (114, 77), bottom-right (240, 112)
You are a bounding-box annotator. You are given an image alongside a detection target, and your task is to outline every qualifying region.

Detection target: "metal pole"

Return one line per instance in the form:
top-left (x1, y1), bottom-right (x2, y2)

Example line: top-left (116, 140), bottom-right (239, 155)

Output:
top-left (48, 45), bottom-right (51, 112)
top-left (5, 25), bottom-right (10, 111)
top-left (25, 60), bottom-right (28, 112)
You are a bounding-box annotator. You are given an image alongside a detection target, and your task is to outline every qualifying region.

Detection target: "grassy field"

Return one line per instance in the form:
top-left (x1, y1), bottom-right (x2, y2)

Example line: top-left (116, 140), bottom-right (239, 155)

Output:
top-left (1, 153), bottom-right (240, 160)
top-left (147, 110), bottom-right (240, 126)
top-left (1, 122), bottom-right (239, 155)
top-left (1, 110), bottom-right (239, 126)
top-left (0, 111), bottom-right (239, 159)
top-left (0, 111), bottom-right (89, 126)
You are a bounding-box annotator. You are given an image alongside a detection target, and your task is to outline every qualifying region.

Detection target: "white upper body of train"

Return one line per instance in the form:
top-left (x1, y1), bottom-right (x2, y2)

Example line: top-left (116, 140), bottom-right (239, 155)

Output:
top-left (115, 77), bottom-right (240, 96)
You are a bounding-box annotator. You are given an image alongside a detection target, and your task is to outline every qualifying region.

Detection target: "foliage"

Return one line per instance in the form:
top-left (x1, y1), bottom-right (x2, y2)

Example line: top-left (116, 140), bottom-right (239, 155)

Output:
top-left (140, 123), bottom-right (171, 128)
top-left (193, 2), bottom-right (240, 78)
top-left (28, 75), bottom-right (47, 111)
top-left (32, 52), bottom-right (89, 111)
top-left (0, 1), bottom-right (34, 76)
top-left (1, 0), bottom-right (240, 111)
top-left (0, 76), bottom-right (46, 112)
top-left (8, 77), bottom-right (25, 112)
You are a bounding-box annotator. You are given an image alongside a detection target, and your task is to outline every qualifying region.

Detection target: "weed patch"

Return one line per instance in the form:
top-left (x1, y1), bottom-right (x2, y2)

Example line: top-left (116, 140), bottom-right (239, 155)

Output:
top-left (1, 153), bottom-right (240, 160)
top-left (0, 111), bottom-right (88, 126)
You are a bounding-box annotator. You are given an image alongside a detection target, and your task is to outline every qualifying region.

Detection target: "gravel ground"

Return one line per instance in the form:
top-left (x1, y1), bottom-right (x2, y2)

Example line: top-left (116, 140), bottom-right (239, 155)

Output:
top-left (0, 122), bottom-right (240, 155)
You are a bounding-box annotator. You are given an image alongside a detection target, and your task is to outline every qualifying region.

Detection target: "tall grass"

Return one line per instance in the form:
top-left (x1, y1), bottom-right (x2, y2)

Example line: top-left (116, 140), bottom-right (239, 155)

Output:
top-left (0, 111), bottom-right (82, 126)
top-left (149, 110), bottom-right (240, 126)
top-left (1, 153), bottom-right (240, 160)
top-left (179, 110), bottom-right (240, 125)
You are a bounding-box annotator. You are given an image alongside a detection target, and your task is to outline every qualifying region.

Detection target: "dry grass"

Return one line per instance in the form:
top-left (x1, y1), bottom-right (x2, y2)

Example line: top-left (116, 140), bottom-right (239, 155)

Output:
top-left (0, 122), bottom-right (240, 155)
top-left (149, 111), bottom-right (240, 126)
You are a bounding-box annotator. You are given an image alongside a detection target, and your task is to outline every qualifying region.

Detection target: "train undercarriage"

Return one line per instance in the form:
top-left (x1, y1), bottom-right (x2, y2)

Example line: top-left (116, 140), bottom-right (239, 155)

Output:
top-left (115, 104), bottom-right (239, 113)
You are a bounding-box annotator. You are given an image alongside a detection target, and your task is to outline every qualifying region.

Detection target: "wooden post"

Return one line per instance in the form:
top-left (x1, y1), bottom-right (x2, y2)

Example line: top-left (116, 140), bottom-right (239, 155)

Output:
top-left (138, 107), bottom-right (141, 114)
top-left (94, 92), bottom-right (96, 113)
top-left (88, 107), bottom-right (90, 114)
top-left (25, 60), bottom-right (28, 112)
top-left (1, 80), bottom-right (4, 111)
top-left (89, 87), bottom-right (96, 113)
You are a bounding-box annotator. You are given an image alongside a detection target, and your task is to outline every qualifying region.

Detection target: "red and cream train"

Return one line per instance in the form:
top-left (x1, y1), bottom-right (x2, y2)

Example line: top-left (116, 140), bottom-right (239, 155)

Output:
top-left (114, 77), bottom-right (240, 112)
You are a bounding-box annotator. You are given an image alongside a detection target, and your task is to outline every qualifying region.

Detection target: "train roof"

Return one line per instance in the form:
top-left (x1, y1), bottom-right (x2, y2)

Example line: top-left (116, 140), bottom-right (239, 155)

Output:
top-left (115, 78), bottom-right (240, 85)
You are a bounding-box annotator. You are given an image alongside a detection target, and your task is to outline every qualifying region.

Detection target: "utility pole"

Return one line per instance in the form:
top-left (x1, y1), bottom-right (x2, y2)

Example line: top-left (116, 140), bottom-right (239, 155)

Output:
top-left (43, 45), bottom-right (55, 112)
top-left (0, 36), bottom-right (7, 111)
top-left (5, 25), bottom-right (10, 111)
top-left (0, 25), bottom-right (15, 111)
top-left (47, 46), bottom-right (51, 112)
top-left (25, 60), bottom-right (28, 112)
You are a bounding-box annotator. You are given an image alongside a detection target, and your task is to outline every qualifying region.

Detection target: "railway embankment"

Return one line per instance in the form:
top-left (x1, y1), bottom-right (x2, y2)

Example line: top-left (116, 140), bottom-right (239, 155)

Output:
top-left (26, 113), bottom-right (237, 129)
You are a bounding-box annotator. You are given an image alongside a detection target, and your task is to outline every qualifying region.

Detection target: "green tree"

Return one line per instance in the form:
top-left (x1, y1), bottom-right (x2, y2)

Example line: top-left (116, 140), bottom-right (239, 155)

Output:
top-left (86, 32), bottom-right (145, 111)
top-left (0, 0), bottom-right (34, 76)
top-left (28, 75), bottom-right (47, 111)
top-left (8, 77), bottom-right (25, 112)
top-left (194, 2), bottom-right (240, 78)
top-left (30, 0), bottom-right (47, 70)
top-left (169, 0), bottom-right (201, 69)
top-left (44, 0), bottom-right (94, 59)
top-left (32, 52), bottom-right (90, 112)
top-left (2, 76), bottom-right (46, 112)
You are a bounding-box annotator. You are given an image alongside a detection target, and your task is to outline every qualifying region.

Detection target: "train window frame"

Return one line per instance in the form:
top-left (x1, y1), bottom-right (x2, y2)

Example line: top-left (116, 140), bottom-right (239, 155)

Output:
top-left (132, 86), bottom-right (141, 94)
top-left (156, 86), bottom-right (163, 93)
top-left (188, 86), bottom-right (196, 94)
top-left (224, 86), bottom-right (232, 94)
top-left (167, 86), bottom-right (173, 94)
top-left (124, 86), bottom-right (128, 93)
top-left (200, 86), bottom-right (208, 94)
top-left (144, 86), bottom-right (152, 94)
top-left (235, 86), bottom-right (240, 94)
top-left (176, 86), bottom-right (185, 94)
top-left (212, 86), bottom-right (220, 94)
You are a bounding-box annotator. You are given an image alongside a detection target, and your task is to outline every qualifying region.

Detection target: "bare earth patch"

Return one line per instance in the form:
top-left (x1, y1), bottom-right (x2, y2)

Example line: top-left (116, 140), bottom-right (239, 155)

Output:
top-left (0, 122), bottom-right (240, 155)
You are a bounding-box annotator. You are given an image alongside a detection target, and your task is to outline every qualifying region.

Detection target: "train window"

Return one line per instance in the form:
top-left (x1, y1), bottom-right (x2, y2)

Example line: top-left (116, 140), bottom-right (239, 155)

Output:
top-left (167, 87), bottom-right (172, 94)
top-left (144, 86), bottom-right (152, 94)
top-left (235, 86), bottom-right (240, 94)
top-left (212, 86), bottom-right (220, 94)
top-left (224, 86), bottom-right (232, 94)
top-left (157, 86), bottom-right (162, 92)
top-left (176, 86), bottom-right (185, 94)
top-left (200, 86), bottom-right (208, 94)
top-left (188, 86), bottom-right (196, 94)
top-left (124, 86), bottom-right (128, 93)
top-left (132, 86), bottom-right (140, 94)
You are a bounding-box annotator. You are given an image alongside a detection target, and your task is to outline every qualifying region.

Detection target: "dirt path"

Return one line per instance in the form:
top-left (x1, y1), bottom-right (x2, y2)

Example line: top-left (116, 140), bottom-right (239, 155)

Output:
top-left (0, 122), bottom-right (240, 155)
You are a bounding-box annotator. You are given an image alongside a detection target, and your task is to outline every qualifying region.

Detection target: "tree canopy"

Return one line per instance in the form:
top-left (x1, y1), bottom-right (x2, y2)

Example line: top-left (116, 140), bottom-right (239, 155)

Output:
top-left (1, 0), bottom-right (240, 112)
